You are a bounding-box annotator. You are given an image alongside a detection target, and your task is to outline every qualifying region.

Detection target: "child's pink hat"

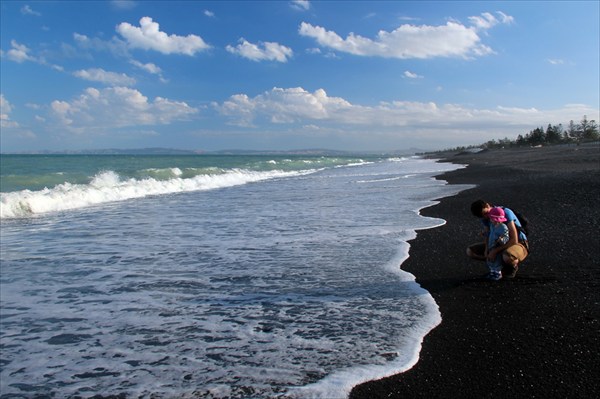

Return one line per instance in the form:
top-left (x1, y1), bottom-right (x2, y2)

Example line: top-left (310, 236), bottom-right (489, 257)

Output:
top-left (488, 207), bottom-right (507, 222)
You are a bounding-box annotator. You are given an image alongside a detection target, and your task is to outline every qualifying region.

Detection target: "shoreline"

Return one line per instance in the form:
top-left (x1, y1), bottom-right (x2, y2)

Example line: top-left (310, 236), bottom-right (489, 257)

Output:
top-left (350, 144), bottom-right (600, 398)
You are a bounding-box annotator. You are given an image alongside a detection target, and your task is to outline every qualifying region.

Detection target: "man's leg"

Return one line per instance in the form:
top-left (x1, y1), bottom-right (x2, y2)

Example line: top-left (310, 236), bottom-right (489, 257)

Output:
top-left (466, 242), bottom-right (486, 261)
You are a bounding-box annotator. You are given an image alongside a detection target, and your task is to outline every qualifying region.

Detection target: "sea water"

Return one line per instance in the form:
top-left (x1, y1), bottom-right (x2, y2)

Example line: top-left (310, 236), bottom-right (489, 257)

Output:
top-left (0, 154), bottom-right (469, 398)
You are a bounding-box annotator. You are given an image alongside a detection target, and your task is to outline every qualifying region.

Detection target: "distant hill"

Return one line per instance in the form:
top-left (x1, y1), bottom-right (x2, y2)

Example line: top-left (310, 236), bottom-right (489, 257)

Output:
top-left (206, 148), bottom-right (425, 156)
top-left (4, 147), bottom-right (426, 156)
top-left (6, 148), bottom-right (202, 155)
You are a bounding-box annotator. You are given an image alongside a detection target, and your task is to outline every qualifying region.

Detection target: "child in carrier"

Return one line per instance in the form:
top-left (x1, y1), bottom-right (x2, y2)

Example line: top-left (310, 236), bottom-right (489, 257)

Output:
top-left (486, 207), bottom-right (510, 281)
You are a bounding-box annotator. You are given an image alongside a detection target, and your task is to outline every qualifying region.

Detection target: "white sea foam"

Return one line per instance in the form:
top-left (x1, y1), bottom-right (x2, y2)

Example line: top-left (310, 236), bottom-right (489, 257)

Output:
top-left (0, 168), bottom-right (311, 219)
top-left (355, 175), bottom-right (411, 183)
top-left (0, 157), bottom-right (471, 398)
top-left (284, 230), bottom-right (442, 399)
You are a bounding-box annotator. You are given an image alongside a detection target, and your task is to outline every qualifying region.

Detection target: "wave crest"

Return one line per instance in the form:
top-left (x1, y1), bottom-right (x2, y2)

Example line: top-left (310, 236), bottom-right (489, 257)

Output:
top-left (1, 168), bottom-right (310, 219)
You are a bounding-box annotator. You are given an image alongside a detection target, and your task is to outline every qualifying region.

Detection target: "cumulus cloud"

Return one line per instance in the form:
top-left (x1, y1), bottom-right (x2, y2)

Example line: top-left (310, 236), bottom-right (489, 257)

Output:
top-left (1, 94), bottom-right (19, 128)
top-left (50, 87), bottom-right (198, 131)
top-left (226, 39), bottom-right (293, 62)
top-left (299, 11), bottom-right (514, 59)
top-left (73, 68), bottom-right (136, 86)
top-left (217, 87), bottom-right (351, 127)
top-left (214, 87), bottom-right (598, 134)
top-left (204, 10), bottom-right (215, 18)
top-left (116, 16), bottom-right (211, 55)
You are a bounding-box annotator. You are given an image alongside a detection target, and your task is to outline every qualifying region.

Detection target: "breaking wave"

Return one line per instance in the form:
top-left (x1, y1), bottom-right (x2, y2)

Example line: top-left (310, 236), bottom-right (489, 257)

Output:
top-left (0, 168), bottom-right (312, 219)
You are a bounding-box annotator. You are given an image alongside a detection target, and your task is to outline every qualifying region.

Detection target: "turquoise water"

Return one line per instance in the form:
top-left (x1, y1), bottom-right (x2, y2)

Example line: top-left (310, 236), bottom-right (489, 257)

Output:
top-left (1, 154), bottom-right (371, 193)
top-left (1, 154), bottom-right (373, 219)
top-left (0, 154), bottom-right (469, 398)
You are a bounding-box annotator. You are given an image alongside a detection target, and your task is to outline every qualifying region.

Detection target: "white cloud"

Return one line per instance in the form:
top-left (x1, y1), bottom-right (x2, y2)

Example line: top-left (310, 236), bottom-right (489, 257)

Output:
top-left (497, 11), bottom-right (515, 25)
top-left (204, 10), bottom-right (215, 18)
top-left (130, 60), bottom-right (162, 75)
top-left (116, 16), bottom-right (211, 55)
top-left (404, 70), bottom-right (423, 79)
top-left (467, 12), bottom-right (513, 30)
top-left (547, 58), bottom-right (565, 65)
top-left (299, 11), bottom-right (514, 59)
top-left (21, 5), bottom-right (41, 16)
top-left (1, 94), bottom-right (20, 128)
top-left (50, 87), bottom-right (198, 131)
top-left (5, 40), bottom-right (37, 63)
top-left (217, 87), bottom-right (350, 127)
top-left (291, 1), bottom-right (310, 11)
top-left (129, 60), bottom-right (168, 83)
top-left (215, 87), bottom-right (599, 135)
top-left (73, 68), bottom-right (136, 86)
top-left (4, 40), bottom-right (64, 71)
top-left (73, 33), bottom-right (89, 43)
top-left (226, 39), bottom-right (293, 62)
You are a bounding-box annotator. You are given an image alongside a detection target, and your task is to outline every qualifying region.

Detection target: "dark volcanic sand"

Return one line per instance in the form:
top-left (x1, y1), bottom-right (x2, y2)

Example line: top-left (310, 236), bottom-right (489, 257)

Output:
top-left (350, 144), bottom-right (600, 398)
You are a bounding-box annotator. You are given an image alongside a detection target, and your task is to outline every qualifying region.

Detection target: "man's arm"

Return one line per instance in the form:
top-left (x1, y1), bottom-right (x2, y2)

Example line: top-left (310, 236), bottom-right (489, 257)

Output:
top-left (487, 221), bottom-right (518, 260)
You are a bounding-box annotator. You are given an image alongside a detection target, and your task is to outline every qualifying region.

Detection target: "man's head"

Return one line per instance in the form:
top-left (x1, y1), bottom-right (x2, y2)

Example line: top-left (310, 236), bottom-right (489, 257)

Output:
top-left (471, 199), bottom-right (492, 218)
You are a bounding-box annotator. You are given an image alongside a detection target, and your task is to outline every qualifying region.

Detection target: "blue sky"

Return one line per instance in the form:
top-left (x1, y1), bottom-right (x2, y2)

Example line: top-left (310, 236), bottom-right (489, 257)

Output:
top-left (1, 0), bottom-right (598, 152)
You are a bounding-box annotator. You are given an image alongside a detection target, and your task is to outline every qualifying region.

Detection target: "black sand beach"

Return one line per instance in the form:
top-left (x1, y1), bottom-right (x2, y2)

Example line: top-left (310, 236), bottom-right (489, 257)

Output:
top-left (350, 144), bottom-right (600, 398)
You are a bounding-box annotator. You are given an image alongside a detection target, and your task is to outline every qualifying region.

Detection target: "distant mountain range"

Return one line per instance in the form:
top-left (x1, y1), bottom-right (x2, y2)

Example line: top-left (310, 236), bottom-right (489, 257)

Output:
top-left (5, 147), bottom-right (425, 156)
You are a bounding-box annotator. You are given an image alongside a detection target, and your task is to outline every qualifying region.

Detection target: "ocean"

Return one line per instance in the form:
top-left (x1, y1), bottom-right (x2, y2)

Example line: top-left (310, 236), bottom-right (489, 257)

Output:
top-left (0, 154), bottom-right (469, 398)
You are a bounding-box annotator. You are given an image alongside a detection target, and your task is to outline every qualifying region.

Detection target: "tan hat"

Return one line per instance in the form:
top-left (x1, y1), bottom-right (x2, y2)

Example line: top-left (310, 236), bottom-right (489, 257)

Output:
top-left (505, 243), bottom-right (528, 261)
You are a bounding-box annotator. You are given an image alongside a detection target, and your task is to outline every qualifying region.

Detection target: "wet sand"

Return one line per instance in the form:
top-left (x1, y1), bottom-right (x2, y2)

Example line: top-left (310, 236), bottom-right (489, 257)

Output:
top-left (350, 144), bottom-right (600, 398)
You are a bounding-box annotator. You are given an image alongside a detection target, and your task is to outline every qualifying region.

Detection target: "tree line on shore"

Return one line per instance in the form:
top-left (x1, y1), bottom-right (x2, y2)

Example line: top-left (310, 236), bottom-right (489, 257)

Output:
top-left (448, 115), bottom-right (599, 152)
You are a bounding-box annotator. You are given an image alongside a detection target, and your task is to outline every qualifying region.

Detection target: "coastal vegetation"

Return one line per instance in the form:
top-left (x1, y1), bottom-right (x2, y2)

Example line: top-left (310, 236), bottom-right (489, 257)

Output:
top-left (445, 115), bottom-right (599, 152)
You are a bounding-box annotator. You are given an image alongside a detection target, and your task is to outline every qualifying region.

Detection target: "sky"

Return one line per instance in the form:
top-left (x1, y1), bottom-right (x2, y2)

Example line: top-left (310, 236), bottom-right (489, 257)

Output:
top-left (1, 0), bottom-right (599, 152)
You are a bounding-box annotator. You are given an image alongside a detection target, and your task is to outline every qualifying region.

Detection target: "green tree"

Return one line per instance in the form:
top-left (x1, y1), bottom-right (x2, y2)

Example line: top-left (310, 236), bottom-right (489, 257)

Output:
top-left (568, 120), bottom-right (582, 142)
top-left (579, 115), bottom-right (599, 141)
top-left (545, 123), bottom-right (563, 144)
top-left (485, 139), bottom-right (498, 148)
top-left (527, 127), bottom-right (545, 146)
top-left (499, 137), bottom-right (512, 147)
